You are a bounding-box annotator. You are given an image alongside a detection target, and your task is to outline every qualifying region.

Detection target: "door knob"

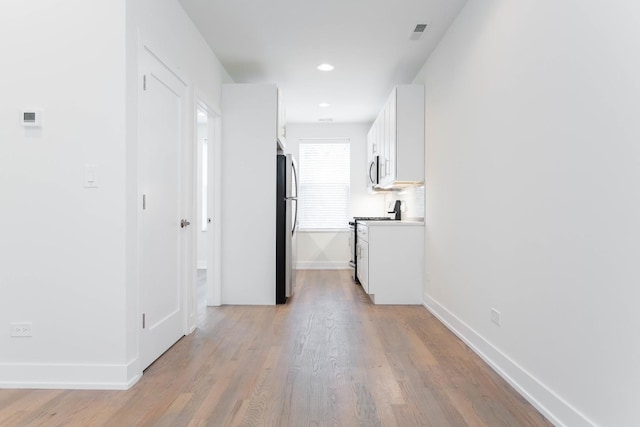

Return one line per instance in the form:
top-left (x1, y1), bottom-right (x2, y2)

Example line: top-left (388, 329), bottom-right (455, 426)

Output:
top-left (180, 219), bottom-right (191, 228)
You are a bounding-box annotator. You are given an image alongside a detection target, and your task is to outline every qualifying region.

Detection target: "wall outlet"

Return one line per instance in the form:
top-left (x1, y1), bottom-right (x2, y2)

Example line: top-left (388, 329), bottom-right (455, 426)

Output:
top-left (10, 322), bottom-right (32, 337)
top-left (490, 308), bottom-right (501, 326)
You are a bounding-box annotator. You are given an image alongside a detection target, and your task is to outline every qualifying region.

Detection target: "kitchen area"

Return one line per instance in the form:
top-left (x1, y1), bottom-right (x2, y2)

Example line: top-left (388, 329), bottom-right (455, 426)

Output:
top-left (289, 84), bottom-right (427, 305)
top-left (348, 84), bottom-right (426, 305)
top-left (220, 83), bottom-right (425, 306)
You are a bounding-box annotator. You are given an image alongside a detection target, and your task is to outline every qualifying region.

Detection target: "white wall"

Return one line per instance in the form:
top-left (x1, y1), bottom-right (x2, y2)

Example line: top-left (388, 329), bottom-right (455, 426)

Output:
top-left (286, 123), bottom-right (385, 269)
top-left (0, 0), bottom-right (231, 389)
top-left (416, 1), bottom-right (640, 426)
top-left (221, 84), bottom-right (278, 304)
top-left (0, 0), bottom-right (129, 388)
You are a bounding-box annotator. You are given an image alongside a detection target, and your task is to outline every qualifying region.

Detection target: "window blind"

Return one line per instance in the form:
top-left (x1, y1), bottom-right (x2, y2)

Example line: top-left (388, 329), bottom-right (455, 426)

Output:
top-left (298, 140), bottom-right (350, 230)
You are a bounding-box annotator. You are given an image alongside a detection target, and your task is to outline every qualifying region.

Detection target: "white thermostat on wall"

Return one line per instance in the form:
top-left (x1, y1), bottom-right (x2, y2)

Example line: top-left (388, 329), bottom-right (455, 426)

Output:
top-left (22, 110), bottom-right (43, 127)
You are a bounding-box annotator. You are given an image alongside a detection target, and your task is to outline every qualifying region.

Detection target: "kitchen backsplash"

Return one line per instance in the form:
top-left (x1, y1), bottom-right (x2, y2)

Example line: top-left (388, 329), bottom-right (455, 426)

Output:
top-left (384, 185), bottom-right (425, 220)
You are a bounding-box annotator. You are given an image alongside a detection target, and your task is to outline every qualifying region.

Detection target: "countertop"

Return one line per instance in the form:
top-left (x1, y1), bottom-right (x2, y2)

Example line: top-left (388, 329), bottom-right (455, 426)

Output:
top-left (358, 219), bottom-right (424, 226)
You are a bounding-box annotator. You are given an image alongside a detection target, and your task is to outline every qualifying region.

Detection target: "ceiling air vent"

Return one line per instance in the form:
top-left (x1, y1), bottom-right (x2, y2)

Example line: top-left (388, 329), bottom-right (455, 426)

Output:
top-left (410, 23), bottom-right (429, 40)
top-left (318, 118), bottom-right (333, 122)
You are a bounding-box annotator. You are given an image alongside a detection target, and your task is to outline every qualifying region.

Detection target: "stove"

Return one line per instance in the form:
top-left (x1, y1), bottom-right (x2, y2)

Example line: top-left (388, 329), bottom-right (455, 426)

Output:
top-left (352, 216), bottom-right (395, 222)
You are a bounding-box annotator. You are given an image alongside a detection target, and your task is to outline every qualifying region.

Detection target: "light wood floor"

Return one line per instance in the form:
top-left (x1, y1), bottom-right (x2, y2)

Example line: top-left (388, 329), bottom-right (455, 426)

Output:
top-left (0, 270), bottom-right (551, 426)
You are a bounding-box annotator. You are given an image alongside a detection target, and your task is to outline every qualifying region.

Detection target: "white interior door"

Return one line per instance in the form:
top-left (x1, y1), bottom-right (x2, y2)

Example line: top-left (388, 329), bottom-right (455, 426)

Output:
top-left (139, 48), bottom-right (187, 370)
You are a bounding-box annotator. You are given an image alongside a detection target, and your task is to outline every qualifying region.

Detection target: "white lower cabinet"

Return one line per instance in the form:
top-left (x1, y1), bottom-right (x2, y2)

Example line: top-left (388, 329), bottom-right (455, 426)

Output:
top-left (359, 221), bottom-right (424, 305)
top-left (356, 225), bottom-right (369, 293)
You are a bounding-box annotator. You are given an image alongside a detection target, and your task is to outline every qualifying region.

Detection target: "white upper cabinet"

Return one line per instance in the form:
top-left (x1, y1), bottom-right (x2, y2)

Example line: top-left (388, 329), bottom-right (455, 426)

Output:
top-left (368, 85), bottom-right (424, 189)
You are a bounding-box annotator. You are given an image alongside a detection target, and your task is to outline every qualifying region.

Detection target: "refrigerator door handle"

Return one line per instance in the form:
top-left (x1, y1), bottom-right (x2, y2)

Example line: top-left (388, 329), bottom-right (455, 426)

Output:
top-left (292, 161), bottom-right (299, 235)
top-left (292, 199), bottom-right (298, 235)
top-left (292, 160), bottom-right (299, 197)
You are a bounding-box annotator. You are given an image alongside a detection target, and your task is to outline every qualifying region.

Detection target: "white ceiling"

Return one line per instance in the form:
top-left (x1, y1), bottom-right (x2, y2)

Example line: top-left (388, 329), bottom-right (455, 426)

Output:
top-left (178, 0), bottom-right (467, 123)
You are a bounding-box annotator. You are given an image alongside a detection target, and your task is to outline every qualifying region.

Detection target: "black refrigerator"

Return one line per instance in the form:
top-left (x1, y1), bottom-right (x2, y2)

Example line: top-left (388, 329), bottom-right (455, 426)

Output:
top-left (276, 154), bottom-right (298, 304)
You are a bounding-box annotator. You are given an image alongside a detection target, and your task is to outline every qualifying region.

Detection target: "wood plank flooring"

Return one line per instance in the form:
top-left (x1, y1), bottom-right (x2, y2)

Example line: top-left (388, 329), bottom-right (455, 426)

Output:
top-left (0, 270), bottom-right (552, 426)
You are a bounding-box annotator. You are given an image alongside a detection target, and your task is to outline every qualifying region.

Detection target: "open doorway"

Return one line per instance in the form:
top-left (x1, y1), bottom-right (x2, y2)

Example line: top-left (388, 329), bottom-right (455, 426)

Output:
top-left (196, 106), bottom-right (209, 319)
top-left (194, 100), bottom-right (222, 324)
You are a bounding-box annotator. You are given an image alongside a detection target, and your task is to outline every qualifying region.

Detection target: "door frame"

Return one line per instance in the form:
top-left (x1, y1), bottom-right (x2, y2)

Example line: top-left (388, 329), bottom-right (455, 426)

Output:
top-left (188, 91), bottom-right (222, 332)
top-left (210, 107), bottom-right (222, 307)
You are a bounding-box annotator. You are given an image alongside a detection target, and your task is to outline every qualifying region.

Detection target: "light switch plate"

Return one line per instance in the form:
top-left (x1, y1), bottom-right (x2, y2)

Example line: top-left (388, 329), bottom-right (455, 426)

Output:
top-left (84, 164), bottom-right (99, 188)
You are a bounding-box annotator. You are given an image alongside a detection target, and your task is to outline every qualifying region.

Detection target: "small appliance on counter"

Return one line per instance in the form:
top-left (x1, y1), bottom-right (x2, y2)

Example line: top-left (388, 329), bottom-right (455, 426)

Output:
top-left (388, 200), bottom-right (402, 221)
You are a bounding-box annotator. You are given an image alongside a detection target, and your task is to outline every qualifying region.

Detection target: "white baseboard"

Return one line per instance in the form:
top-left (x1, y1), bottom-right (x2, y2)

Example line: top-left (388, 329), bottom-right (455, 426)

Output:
top-left (423, 293), bottom-right (595, 427)
top-left (296, 261), bottom-right (350, 270)
top-left (0, 359), bottom-right (141, 390)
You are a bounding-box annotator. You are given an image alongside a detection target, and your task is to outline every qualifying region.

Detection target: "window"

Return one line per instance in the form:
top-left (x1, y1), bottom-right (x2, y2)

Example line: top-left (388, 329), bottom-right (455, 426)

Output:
top-left (298, 139), bottom-right (350, 230)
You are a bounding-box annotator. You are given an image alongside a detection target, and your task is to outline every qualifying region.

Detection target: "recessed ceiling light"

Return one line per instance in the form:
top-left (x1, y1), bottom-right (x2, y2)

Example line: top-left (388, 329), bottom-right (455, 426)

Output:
top-left (319, 102), bottom-right (330, 108)
top-left (317, 63), bottom-right (334, 72)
